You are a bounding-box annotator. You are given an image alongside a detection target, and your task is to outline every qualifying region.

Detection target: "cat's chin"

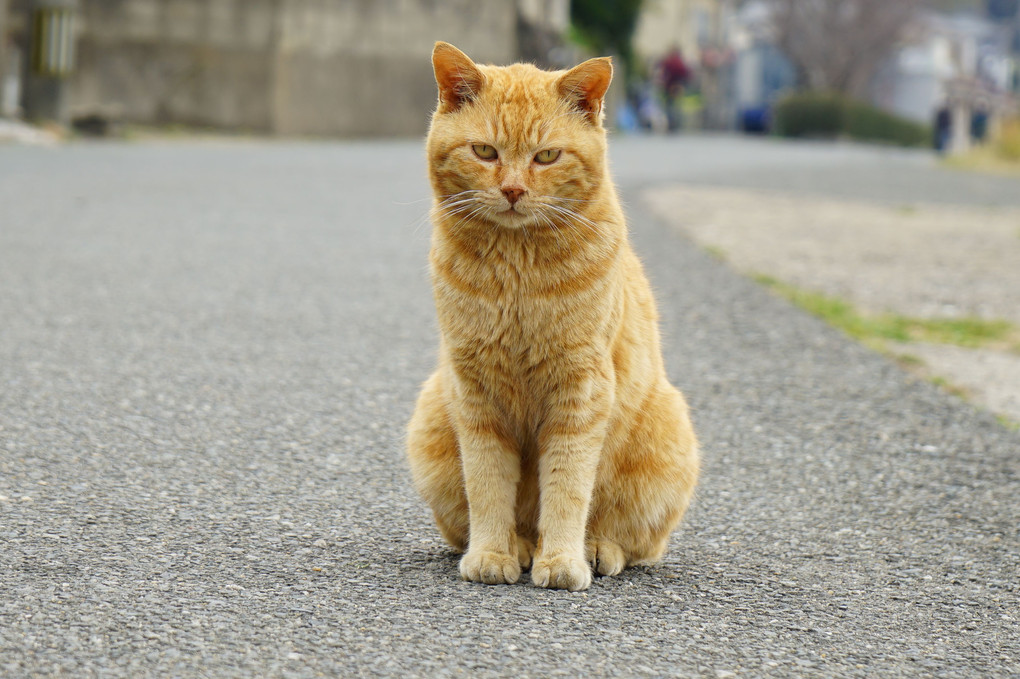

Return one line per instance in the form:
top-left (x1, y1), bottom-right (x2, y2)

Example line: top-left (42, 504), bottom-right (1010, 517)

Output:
top-left (490, 209), bottom-right (541, 231)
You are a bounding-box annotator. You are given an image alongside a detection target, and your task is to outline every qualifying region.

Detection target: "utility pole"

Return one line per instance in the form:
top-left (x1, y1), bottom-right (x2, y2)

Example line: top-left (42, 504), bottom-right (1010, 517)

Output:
top-left (22, 0), bottom-right (78, 125)
top-left (702, 0), bottom-right (732, 131)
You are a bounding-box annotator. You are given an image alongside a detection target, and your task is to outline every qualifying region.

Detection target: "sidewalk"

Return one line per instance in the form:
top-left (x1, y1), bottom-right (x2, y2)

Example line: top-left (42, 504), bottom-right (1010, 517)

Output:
top-left (644, 183), bottom-right (1020, 424)
top-left (0, 117), bottom-right (60, 145)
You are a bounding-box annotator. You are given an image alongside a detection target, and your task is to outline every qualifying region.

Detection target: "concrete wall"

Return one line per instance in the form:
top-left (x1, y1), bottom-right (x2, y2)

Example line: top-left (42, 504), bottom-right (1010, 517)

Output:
top-left (72, 0), bottom-right (277, 129)
top-left (271, 0), bottom-right (517, 136)
top-left (64, 0), bottom-right (536, 136)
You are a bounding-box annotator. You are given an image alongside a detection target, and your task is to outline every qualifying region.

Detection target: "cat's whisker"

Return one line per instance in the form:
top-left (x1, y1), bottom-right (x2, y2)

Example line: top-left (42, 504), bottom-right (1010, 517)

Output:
top-left (450, 209), bottom-right (479, 230)
top-left (395, 197), bottom-right (435, 208)
top-left (450, 204), bottom-right (491, 230)
top-left (548, 220), bottom-right (570, 251)
top-left (418, 205), bottom-right (465, 237)
top-left (544, 204), bottom-right (612, 257)
top-left (416, 194), bottom-right (488, 237)
top-left (518, 210), bottom-right (532, 242)
top-left (439, 189), bottom-right (485, 201)
top-left (485, 205), bottom-right (502, 227)
top-left (550, 196), bottom-right (596, 205)
top-left (532, 210), bottom-right (565, 249)
top-left (555, 202), bottom-right (600, 225)
top-left (433, 199), bottom-right (489, 225)
top-left (439, 198), bottom-right (482, 211)
top-left (435, 194), bottom-right (481, 211)
top-left (543, 203), bottom-right (601, 236)
top-left (412, 206), bottom-right (444, 238)
top-left (433, 202), bottom-right (478, 219)
top-left (433, 191), bottom-right (485, 215)
top-left (436, 194), bottom-right (477, 206)
top-left (563, 211), bottom-right (601, 236)
top-left (535, 205), bottom-right (580, 248)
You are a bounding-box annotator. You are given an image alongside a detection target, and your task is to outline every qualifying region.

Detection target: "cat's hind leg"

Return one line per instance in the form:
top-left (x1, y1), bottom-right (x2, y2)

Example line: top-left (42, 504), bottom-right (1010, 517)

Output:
top-left (407, 371), bottom-right (469, 552)
top-left (586, 538), bottom-right (626, 576)
top-left (516, 535), bottom-right (535, 571)
top-left (589, 383), bottom-right (699, 573)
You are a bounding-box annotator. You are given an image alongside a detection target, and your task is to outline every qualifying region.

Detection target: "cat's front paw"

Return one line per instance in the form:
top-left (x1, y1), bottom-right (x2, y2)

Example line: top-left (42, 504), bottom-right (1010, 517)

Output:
top-left (459, 550), bottom-right (521, 585)
top-left (531, 553), bottom-right (592, 591)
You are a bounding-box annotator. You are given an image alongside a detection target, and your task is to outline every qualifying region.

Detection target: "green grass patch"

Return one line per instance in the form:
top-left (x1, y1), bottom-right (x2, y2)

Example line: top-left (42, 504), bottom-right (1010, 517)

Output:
top-left (996, 414), bottom-right (1019, 432)
top-left (703, 245), bottom-right (728, 262)
top-left (753, 274), bottom-right (1017, 351)
top-left (908, 317), bottom-right (1015, 348)
top-left (943, 117), bottom-right (1020, 177)
top-left (944, 147), bottom-right (1020, 177)
top-left (892, 352), bottom-right (925, 368)
top-left (928, 375), bottom-right (971, 400)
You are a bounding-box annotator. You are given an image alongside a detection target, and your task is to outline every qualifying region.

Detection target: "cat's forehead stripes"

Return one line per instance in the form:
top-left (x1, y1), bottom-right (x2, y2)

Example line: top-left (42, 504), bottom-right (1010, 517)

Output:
top-left (475, 64), bottom-right (566, 154)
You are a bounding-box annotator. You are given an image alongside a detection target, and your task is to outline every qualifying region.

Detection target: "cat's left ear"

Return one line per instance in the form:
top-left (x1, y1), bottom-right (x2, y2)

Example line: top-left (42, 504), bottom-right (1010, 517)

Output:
top-left (558, 57), bottom-right (613, 125)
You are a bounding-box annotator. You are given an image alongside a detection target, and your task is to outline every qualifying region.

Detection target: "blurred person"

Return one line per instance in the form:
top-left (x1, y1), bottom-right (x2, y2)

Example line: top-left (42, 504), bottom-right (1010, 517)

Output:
top-left (618, 77), bottom-right (667, 135)
top-left (971, 108), bottom-right (989, 144)
top-left (657, 46), bottom-right (690, 133)
top-left (934, 105), bottom-right (951, 154)
top-left (634, 79), bottom-right (668, 133)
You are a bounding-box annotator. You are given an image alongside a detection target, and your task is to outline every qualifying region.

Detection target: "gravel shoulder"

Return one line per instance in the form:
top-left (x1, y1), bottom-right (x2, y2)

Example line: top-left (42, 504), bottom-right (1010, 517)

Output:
top-left (644, 183), bottom-right (1020, 423)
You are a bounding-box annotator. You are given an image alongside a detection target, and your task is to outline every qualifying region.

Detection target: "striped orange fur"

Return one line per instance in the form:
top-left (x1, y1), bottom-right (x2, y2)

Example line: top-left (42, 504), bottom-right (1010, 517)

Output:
top-left (407, 42), bottom-right (699, 591)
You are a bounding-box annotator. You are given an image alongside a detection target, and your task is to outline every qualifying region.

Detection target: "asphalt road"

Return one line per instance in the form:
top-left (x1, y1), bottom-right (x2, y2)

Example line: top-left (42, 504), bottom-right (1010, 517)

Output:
top-left (1, 136), bottom-right (1018, 677)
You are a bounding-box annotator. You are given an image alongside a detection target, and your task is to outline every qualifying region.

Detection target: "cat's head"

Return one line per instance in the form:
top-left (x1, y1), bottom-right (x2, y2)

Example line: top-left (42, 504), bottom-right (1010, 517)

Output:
top-left (426, 42), bottom-right (612, 232)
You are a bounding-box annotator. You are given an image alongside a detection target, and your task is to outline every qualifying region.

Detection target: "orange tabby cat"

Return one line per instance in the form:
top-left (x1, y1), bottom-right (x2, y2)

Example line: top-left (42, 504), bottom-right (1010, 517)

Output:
top-left (407, 42), bottom-right (699, 591)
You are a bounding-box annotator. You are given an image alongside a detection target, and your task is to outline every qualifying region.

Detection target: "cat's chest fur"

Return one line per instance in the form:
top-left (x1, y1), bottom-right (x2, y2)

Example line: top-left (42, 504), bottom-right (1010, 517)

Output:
top-left (431, 229), bottom-right (621, 414)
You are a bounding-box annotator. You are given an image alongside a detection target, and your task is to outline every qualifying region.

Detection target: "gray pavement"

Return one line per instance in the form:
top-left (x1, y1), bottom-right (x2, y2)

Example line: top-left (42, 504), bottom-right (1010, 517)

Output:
top-left (1, 136), bottom-right (1018, 677)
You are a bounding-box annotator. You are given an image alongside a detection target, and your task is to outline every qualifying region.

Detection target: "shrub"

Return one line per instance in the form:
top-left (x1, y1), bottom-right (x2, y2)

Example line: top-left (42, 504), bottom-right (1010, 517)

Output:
top-left (772, 93), bottom-right (844, 138)
top-left (773, 92), bottom-right (931, 147)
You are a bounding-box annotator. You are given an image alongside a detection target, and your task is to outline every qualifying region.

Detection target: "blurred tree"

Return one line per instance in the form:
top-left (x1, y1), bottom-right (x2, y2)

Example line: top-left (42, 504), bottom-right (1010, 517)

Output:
top-left (569, 0), bottom-right (643, 80)
top-left (767, 0), bottom-right (922, 99)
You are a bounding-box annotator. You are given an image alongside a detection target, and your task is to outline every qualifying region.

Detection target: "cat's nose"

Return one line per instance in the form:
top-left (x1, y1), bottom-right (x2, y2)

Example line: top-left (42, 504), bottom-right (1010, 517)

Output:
top-left (502, 186), bottom-right (526, 206)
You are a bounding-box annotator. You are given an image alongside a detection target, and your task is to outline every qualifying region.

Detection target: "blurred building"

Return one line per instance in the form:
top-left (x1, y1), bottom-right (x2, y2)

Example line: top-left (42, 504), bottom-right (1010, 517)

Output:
top-left (633, 0), bottom-right (721, 65)
top-left (724, 0), bottom-right (1018, 146)
top-left (872, 9), bottom-right (1018, 125)
top-left (729, 0), bottom-right (794, 132)
top-left (632, 0), bottom-right (737, 129)
top-left (2, 0), bottom-right (568, 136)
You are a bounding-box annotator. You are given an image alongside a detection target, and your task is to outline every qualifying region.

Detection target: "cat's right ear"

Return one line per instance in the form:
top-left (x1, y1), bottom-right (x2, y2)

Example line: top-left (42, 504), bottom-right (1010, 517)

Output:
top-left (433, 42), bottom-right (485, 113)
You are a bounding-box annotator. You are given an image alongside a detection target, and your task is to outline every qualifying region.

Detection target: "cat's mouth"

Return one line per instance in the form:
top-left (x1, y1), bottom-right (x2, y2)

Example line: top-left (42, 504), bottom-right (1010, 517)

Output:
top-left (490, 204), bottom-right (539, 229)
top-left (496, 206), bottom-right (527, 220)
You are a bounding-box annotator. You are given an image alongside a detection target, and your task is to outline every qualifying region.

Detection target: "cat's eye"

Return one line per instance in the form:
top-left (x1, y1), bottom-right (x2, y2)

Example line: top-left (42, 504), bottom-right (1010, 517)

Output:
top-left (473, 144), bottom-right (498, 161)
top-left (534, 149), bottom-right (561, 165)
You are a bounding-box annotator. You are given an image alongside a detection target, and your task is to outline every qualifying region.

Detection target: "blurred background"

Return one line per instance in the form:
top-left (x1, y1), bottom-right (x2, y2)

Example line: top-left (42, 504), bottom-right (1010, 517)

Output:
top-left (0, 0), bottom-right (1018, 156)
